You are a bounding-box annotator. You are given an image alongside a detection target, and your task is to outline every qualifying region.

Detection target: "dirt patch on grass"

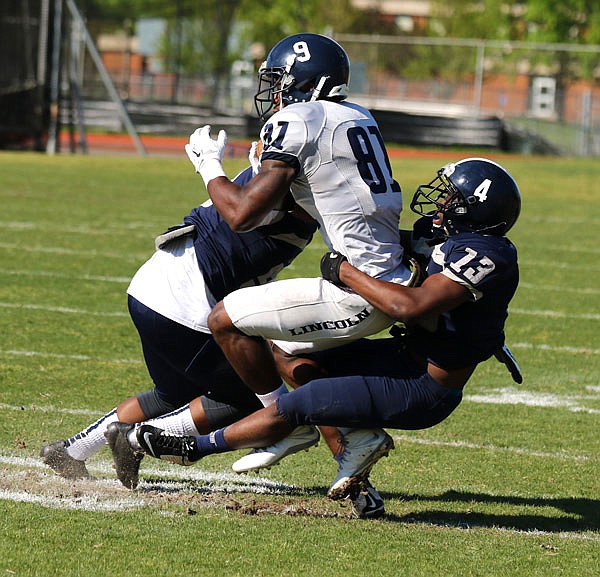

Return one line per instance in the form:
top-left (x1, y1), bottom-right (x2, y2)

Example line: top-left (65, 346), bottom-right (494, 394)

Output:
top-left (0, 456), bottom-right (353, 519)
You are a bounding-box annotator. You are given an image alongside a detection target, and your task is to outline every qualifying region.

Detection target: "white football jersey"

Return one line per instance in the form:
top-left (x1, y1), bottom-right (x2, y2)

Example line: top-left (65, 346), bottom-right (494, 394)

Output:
top-left (260, 100), bottom-right (409, 283)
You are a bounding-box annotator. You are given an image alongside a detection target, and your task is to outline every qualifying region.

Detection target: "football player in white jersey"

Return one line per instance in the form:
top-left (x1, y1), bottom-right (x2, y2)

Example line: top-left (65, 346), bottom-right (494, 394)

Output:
top-left (182, 34), bottom-right (414, 481)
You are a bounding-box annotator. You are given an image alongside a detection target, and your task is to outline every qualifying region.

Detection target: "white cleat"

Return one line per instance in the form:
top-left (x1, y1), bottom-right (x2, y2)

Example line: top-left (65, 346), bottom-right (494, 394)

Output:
top-left (327, 428), bottom-right (394, 501)
top-left (232, 425), bottom-right (320, 473)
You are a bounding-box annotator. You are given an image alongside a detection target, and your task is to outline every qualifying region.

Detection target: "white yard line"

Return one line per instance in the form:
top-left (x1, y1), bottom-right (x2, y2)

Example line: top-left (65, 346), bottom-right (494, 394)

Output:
top-left (1, 268), bottom-right (130, 283)
top-left (2, 269), bottom-right (598, 296)
top-left (0, 241), bottom-right (145, 261)
top-left (0, 302), bottom-right (129, 317)
top-left (0, 350), bottom-right (141, 364)
top-left (0, 454), bottom-right (296, 512)
top-left (0, 400), bottom-right (594, 462)
top-left (4, 299), bottom-right (600, 324)
top-left (0, 220), bottom-right (156, 234)
top-left (509, 308), bottom-right (600, 321)
top-left (1, 339), bottom-right (597, 371)
top-left (465, 387), bottom-right (600, 415)
top-left (519, 259), bottom-right (600, 271)
top-left (391, 434), bottom-right (591, 461)
top-left (518, 282), bottom-right (600, 295)
top-left (510, 342), bottom-right (600, 355)
top-left (0, 487), bottom-right (146, 511)
top-left (0, 454), bottom-right (597, 540)
top-left (0, 454), bottom-right (293, 491)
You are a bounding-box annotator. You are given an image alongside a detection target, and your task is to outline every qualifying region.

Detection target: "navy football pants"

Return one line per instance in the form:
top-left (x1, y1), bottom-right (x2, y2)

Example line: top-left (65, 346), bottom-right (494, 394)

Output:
top-left (277, 337), bottom-right (462, 430)
top-left (127, 295), bottom-right (261, 423)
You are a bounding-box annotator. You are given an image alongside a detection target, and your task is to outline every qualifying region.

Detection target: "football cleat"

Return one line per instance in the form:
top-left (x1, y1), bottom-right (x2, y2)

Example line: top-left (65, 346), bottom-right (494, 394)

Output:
top-left (135, 424), bottom-right (197, 466)
top-left (104, 422), bottom-right (144, 490)
top-left (231, 425), bottom-right (320, 473)
top-left (327, 428), bottom-right (394, 501)
top-left (349, 479), bottom-right (385, 519)
top-left (40, 440), bottom-right (92, 480)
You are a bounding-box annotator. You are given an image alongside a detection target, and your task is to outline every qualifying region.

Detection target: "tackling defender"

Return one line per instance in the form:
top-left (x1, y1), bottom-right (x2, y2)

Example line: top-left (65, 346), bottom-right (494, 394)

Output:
top-left (40, 144), bottom-right (385, 518)
top-left (39, 152), bottom-right (317, 479)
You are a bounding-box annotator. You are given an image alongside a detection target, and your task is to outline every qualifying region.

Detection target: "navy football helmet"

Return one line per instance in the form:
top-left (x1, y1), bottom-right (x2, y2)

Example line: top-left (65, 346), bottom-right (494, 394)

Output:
top-left (254, 33), bottom-right (350, 120)
top-left (410, 158), bottom-right (521, 236)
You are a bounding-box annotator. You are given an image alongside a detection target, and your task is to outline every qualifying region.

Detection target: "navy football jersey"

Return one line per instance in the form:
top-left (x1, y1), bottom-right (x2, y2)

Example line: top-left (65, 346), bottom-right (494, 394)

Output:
top-left (184, 167), bottom-right (316, 301)
top-left (409, 230), bottom-right (519, 369)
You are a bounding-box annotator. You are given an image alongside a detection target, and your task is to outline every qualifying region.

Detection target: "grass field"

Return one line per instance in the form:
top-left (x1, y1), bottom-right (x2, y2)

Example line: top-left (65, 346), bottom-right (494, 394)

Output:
top-left (0, 149), bottom-right (598, 577)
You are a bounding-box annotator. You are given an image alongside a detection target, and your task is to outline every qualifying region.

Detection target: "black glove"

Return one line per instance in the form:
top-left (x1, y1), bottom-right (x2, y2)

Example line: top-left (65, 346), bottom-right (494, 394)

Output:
top-left (320, 252), bottom-right (348, 286)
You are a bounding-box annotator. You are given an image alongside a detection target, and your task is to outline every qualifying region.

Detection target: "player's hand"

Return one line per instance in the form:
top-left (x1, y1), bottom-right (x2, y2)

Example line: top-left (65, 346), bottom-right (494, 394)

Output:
top-left (248, 140), bottom-right (263, 175)
top-left (184, 125), bottom-right (227, 185)
top-left (320, 252), bottom-right (348, 286)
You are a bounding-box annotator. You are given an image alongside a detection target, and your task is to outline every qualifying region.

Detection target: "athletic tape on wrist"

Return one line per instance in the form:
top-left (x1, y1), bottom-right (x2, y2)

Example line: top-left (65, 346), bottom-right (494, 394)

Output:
top-left (199, 158), bottom-right (226, 186)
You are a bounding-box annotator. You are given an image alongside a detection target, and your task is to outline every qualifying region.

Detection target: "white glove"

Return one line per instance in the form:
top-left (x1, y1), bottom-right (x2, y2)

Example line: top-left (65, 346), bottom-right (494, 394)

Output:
top-left (248, 140), bottom-right (262, 175)
top-left (184, 125), bottom-right (228, 186)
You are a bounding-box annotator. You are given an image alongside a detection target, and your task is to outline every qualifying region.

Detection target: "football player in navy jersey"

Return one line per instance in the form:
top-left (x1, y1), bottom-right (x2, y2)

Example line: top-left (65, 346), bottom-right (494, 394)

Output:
top-left (41, 140), bottom-right (387, 517)
top-left (109, 157), bottom-right (522, 509)
top-left (39, 147), bottom-right (317, 488)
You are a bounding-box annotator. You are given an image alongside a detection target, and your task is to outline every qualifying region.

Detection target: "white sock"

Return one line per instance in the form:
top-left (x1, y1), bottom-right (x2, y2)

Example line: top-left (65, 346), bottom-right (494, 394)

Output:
top-left (64, 408), bottom-right (119, 461)
top-left (256, 383), bottom-right (288, 407)
top-left (143, 405), bottom-right (200, 436)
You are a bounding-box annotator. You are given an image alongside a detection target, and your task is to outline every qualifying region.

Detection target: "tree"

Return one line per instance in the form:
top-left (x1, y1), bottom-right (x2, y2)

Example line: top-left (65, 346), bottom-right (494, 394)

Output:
top-left (426, 0), bottom-right (600, 120)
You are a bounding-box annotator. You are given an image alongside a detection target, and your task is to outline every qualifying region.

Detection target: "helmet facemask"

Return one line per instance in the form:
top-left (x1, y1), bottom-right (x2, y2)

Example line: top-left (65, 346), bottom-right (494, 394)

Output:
top-left (410, 167), bottom-right (470, 236)
top-left (254, 55), bottom-right (298, 120)
top-left (412, 158), bottom-right (521, 237)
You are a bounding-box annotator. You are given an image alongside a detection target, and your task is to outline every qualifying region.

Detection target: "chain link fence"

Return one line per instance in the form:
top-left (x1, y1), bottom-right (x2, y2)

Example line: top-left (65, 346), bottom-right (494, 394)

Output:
top-left (335, 34), bottom-right (600, 157)
top-left (80, 33), bottom-right (600, 155)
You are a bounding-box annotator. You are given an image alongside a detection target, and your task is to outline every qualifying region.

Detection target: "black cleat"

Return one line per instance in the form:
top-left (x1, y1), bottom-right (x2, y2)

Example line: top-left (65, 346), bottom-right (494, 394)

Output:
top-left (136, 424), bottom-right (197, 465)
top-left (349, 479), bottom-right (385, 519)
top-left (105, 422), bottom-right (143, 489)
top-left (40, 440), bottom-right (92, 480)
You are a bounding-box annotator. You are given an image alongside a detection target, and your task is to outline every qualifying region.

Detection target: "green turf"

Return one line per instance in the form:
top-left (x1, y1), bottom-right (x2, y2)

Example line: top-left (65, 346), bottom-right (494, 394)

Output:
top-left (0, 150), bottom-right (598, 577)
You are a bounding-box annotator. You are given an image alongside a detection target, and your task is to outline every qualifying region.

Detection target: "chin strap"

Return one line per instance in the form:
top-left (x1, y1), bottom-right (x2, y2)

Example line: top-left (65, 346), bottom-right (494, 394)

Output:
top-left (310, 75), bottom-right (329, 101)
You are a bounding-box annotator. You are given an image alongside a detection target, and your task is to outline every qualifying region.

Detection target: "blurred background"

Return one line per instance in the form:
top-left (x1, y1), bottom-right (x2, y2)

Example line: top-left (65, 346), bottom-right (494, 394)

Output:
top-left (2, 0), bottom-right (600, 156)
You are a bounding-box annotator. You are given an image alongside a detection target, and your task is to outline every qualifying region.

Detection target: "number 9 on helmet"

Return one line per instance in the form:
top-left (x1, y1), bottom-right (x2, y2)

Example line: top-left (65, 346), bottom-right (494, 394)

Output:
top-left (254, 33), bottom-right (350, 120)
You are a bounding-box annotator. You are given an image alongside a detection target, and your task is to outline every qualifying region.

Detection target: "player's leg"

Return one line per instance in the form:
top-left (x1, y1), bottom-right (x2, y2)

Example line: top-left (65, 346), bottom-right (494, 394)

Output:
top-left (271, 343), bottom-right (343, 456)
top-left (124, 340), bottom-right (448, 497)
top-left (269, 344), bottom-right (386, 518)
top-left (208, 278), bottom-right (393, 391)
top-left (41, 297), bottom-right (212, 479)
top-left (229, 343), bottom-right (336, 473)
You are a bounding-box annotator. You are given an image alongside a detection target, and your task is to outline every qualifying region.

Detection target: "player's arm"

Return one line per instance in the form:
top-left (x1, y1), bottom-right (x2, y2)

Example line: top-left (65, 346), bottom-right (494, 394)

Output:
top-left (185, 125), bottom-right (295, 232)
top-left (207, 159), bottom-right (295, 231)
top-left (335, 259), bottom-right (471, 324)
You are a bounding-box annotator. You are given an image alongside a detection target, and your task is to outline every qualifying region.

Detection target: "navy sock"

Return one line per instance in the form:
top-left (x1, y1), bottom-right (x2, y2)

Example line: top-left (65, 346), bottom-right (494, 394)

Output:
top-left (190, 428), bottom-right (230, 460)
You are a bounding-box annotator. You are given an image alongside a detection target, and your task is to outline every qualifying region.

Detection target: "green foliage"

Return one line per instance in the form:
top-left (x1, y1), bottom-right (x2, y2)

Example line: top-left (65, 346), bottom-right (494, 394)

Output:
top-left (429, 0), bottom-right (600, 44)
top-left (429, 0), bottom-right (512, 39)
top-left (524, 0), bottom-right (599, 43)
top-left (425, 0), bottom-right (600, 81)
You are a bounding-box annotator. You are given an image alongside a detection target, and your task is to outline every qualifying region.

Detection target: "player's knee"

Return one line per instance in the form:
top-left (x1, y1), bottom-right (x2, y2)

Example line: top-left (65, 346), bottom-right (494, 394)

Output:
top-left (272, 345), bottom-right (325, 388)
top-left (207, 301), bottom-right (231, 338)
